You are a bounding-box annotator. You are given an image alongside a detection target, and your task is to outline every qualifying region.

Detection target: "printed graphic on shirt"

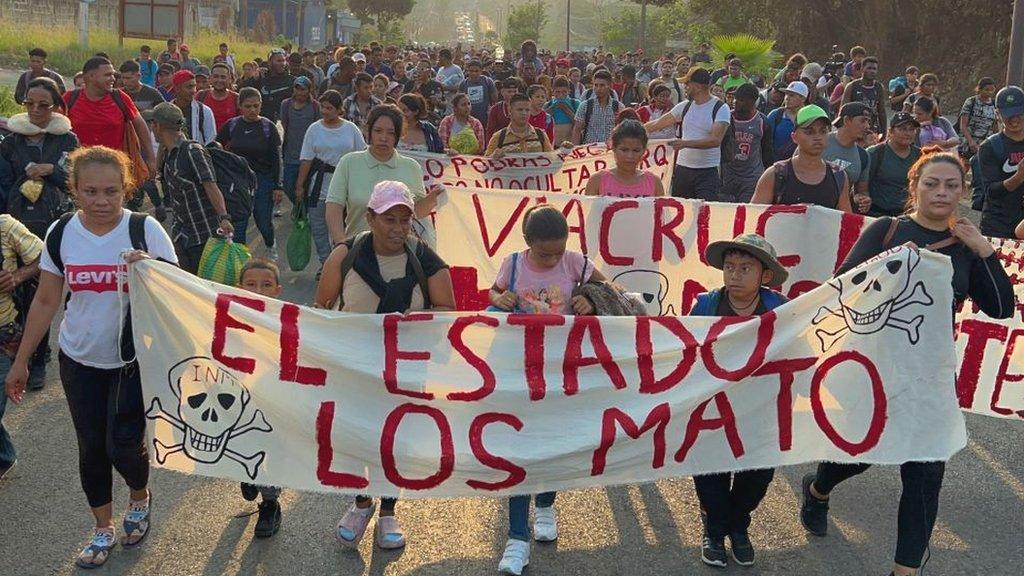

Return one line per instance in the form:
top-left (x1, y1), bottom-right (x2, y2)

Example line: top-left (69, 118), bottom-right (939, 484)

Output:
top-left (517, 284), bottom-right (568, 314)
top-left (65, 264), bottom-right (128, 293)
top-left (1004, 151), bottom-right (1024, 174)
top-left (828, 158), bottom-right (853, 173)
top-left (467, 85), bottom-right (484, 104)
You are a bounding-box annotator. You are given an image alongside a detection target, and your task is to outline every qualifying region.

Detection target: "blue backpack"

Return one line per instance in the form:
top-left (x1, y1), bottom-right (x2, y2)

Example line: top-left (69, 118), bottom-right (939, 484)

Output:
top-left (971, 133), bottom-right (1007, 211)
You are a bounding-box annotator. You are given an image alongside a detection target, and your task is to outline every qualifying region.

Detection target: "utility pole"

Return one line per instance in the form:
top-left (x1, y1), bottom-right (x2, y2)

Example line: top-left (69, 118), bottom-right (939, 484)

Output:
top-left (1010, 0), bottom-right (1024, 86)
top-left (638, 0), bottom-right (647, 52)
top-left (565, 0), bottom-right (570, 52)
top-left (78, 0), bottom-right (96, 49)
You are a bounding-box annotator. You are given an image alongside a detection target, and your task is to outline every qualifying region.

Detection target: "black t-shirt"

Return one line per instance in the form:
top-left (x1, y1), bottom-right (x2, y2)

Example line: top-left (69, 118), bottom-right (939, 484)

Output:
top-left (124, 84), bottom-right (166, 111)
top-left (845, 80), bottom-right (884, 130)
top-left (417, 80), bottom-right (444, 103)
top-left (256, 71), bottom-right (295, 122)
top-left (180, 103), bottom-right (194, 139)
top-left (839, 216), bottom-right (1013, 316)
top-left (216, 116), bottom-right (283, 187)
top-left (978, 133), bottom-right (1024, 238)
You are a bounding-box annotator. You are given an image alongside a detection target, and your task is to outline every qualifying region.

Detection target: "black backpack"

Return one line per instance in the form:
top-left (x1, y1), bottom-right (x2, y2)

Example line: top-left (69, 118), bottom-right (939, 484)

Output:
top-left (677, 98), bottom-right (736, 163)
top-left (201, 143), bottom-right (257, 223)
top-left (7, 177), bottom-right (69, 242)
top-left (581, 97), bottom-right (621, 141)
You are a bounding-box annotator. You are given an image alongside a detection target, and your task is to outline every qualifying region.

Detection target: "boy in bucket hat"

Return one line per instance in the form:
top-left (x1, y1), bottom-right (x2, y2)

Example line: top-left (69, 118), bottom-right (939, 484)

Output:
top-left (688, 233), bottom-right (789, 568)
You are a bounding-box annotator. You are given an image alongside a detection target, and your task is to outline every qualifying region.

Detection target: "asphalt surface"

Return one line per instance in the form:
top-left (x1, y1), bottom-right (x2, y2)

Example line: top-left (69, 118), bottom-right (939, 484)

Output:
top-left (0, 206), bottom-right (1022, 576)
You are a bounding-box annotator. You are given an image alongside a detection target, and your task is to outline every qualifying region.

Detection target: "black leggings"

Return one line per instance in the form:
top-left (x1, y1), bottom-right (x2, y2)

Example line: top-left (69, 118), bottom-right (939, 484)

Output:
top-left (357, 495), bottom-right (396, 513)
top-left (815, 461), bottom-right (945, 568)
top-left (694, 468), bottom-right (775, 539)
top-left (59, 352), bottom-right (149, 508)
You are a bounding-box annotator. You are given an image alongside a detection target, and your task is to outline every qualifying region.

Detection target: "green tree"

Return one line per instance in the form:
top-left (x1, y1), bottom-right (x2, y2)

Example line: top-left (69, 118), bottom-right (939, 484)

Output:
top-left (348, 0), bottom-right (416, 41)
top-left (709, 34), bottom-right (781, 77)
top-left (600, 6), bottom-right (668, 55)
top-left (505, 1), bottom-right (548, 49)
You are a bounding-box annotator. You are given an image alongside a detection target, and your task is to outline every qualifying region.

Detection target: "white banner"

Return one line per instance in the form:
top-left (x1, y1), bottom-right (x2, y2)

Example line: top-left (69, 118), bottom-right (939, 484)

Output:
top-left (404, 141), bottom-right (675, 195)
top-left (435, 188), bottom-right (1024, 420)
top-left (131, 254), bottom-right (964, 497)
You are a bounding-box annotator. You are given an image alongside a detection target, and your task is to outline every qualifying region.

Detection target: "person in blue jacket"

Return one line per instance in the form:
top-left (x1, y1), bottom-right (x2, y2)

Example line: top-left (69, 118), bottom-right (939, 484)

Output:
top-left (689, 233), bottom-right (789, 569)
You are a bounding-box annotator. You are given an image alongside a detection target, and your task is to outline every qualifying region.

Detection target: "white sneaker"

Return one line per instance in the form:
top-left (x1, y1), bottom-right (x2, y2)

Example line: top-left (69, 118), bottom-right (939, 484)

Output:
top-left (533, 506), bottom-right (558, 542)
top-left (498, 539), bottom-right (530, 575)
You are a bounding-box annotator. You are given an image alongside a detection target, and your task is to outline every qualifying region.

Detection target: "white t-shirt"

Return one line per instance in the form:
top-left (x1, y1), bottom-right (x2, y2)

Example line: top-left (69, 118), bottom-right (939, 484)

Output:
top-left (670, 97), bottom-right (731, 169)
top-left (40, 210), bottom-right (178, 369)
top-left (299, 119), bottom-right (368, 193)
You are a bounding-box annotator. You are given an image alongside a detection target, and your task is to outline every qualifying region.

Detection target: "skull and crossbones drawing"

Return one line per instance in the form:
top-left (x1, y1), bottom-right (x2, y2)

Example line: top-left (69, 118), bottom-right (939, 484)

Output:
top-left (146, 356), bottom-right (272, 480)
top-left (811, 248), bottom-right (934, 352)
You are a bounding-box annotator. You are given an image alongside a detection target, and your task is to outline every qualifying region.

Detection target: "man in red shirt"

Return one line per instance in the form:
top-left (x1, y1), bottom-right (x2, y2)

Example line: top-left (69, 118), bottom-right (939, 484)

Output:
top-left (486, 77), bottom-right (522, 143)
top-left (197, 62), bottom-right (239, 131)
top-left (64, 56), bottom-right (156, 176)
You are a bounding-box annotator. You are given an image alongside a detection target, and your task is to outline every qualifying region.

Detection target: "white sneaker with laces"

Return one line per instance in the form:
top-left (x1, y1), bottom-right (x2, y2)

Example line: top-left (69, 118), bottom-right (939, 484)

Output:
top-left (498, 539), bottom-right (530, 575)
top-left (533, 506), bottom-right (558, 542)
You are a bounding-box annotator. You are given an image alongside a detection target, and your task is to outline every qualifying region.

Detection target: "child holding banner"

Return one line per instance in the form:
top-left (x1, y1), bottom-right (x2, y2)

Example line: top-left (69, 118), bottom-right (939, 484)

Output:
top-left (235, 259), bottom-right (285, 538)
top-left (690, 233), bottom-right (789, 568)
top-left (800, 148), bottom-right (1014, 576)
top-left (584, 120), bottom-right (665, 198)
top-left (488, 205), bottom-right (607, 575)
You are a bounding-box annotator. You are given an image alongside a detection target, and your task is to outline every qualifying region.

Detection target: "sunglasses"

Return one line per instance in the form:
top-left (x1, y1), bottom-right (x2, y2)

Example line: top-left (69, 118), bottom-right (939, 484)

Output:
top-left (23, 101), bottom-right (54, 110)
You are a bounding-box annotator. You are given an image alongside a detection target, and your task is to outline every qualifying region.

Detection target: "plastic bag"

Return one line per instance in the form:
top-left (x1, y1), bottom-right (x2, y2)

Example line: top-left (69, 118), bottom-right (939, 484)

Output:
top-left (286, 200), bottom-right (312, 272)
top-left (198, 236), bottom-right (251, 286)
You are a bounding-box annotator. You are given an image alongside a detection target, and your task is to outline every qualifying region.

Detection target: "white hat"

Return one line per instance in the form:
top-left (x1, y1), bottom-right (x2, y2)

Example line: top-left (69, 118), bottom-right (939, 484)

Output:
top-left (352, 52), bottom-right (367, 63)
top-left (783, 80), bottom-right (809, 99)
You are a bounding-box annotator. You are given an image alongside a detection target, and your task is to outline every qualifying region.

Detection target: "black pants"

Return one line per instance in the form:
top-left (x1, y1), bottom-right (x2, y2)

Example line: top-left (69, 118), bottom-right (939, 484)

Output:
top-left (671, 165), bottom-right (721, 201)
top-left (815, 461), bottom-right (945, 568)
top-left (694, 468), bottom-right (775, 539)
top-left (59, 351), bottom-right (149, 508)
top-left (175, 241), bottom-right (206, 275)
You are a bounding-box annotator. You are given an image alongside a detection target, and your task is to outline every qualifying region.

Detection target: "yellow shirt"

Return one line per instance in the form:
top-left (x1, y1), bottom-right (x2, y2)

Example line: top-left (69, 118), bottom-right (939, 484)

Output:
top-left (0, 214), bottom-right (44, 326)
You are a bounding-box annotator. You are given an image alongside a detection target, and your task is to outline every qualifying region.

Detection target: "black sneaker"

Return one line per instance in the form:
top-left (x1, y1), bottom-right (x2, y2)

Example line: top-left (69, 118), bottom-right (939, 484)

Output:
top-left (254, 499), bottom-right (282, 538)
top-left (800, 473), bottom-right (829, 537)
top-left (728, 532), bottom-right (755, 566)
top-left (26, 363), bottom-right (45, 391)
top-left (240, 482), bottom-right (259, 501)
top-left (0, 459), bottom-right (16, 482)
top-left (701, 535), bottom-right (728, 568)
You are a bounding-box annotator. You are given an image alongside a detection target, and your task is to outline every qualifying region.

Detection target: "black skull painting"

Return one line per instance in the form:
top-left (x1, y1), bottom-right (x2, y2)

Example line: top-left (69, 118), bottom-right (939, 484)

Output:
top-left (146, 356), bottom-right (273, 480)
top-left (811, 248), bottom-right (935, 352)
top-left (612, 269), bottom-right (676, 316)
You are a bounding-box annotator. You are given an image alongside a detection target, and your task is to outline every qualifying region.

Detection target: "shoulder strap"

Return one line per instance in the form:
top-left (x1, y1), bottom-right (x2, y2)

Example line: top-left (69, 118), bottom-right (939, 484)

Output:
top-left (46, 212), bottom-right (76, 274)
top-left (869, 144), bottom-right (885, 183)
top-left (197, 102), bottom-right (206, 139)
top-left (712, 100), bottom-right (724, 121)
top-left (678, 101), bottom-right (692, 138)
top-left (128, 212), bottom-right (149, 252)
top-left (508, 252), bottom-right (519, 293)
top-left (882, 216), bottom-right (900, 249)
top-left (773, 159), bottom-right (790, 204)
top-left (534, 127), bottom-right (545, 144)
top-left (830, 166), bottom-right (843, 207)
top-left (67, 89), bottom-right (81, 112)
top-left (109, 90), bottom-right (132, 122)
top-left (858, 146), bottom-right (869, 174)
top-left (582, 98), bottom-right (595, 135)
top-left (337, 231), bottom-right (371, 310)
top-left (497, 128), bottom-right (508, 149)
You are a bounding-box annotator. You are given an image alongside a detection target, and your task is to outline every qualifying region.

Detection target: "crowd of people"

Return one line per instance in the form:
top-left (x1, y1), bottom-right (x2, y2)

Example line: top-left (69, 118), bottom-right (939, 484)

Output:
top-left (0, 34), bottom-right (1021, 576)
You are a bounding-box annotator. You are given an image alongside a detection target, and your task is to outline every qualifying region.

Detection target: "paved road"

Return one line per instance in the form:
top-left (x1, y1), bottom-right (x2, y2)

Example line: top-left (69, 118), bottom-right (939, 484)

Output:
top-left (0, 208), bottom-right (1021, 576)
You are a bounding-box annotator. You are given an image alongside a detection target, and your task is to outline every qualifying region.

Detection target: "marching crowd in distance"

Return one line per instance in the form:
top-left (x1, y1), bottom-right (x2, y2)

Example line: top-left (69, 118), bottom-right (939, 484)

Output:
top-left (0, 34), bottom-right (1020, 576)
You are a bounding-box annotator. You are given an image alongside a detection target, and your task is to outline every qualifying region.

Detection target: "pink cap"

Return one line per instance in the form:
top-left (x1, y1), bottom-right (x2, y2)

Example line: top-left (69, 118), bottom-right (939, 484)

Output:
top-left (367, 180), bottom-right (414, 214)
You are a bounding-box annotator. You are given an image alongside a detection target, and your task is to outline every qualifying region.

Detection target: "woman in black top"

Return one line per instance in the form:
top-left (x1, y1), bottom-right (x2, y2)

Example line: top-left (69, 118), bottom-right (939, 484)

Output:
top-left (0, 77), bottom-right (79, 390)
top-left (800, 148), bottom-right (1013, 576)
top-left (215, 86), bottom-right (283, 257)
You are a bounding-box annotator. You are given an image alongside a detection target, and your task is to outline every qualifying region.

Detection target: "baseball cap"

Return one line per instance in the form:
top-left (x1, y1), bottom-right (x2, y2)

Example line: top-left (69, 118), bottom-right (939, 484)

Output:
top-left (684, 67), bottom-right (711, 85)
top-left (171, 69), bottom-right (195, 90)
top-left (555, 58), bottom-right (570, 68)
top-left (833, 101), bottom-right (874, 127)
top-left (796, 105), bottom-right (830, 128)
top-left (152, 102), bottom-right (184, 129)
top-left (179, 44), bottom-right (190, 52)
top-left (801, 63), bottom-right (824, 83)
top-left (352, 52), bottom-right (367, 63)
top-left (194, 65), bottom-right (210, 77)
top-left (996, 85), bottom-right (1024, 119)
top-left (367, 181), bottom-right (414, 214)
top-left (293, 75), bottom-right (311, 89)
top-left (158, 63), bottom-right (174, 75)
top-left (782, 80), bottom-right (809, 99)
top-left (890, 111), bottom-right (921, 129)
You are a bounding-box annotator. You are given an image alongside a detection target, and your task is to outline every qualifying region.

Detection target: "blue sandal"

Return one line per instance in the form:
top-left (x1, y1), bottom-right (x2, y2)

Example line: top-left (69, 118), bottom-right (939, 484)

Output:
top-left (122, 490), bottom-right (152, 547)
top-left (75, 527), bottom-right (116, 569)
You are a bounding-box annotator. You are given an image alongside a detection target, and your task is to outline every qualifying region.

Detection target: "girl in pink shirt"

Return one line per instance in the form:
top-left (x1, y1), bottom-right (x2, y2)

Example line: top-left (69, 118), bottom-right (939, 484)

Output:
top-left (585, 119), bottom-right (666, 198)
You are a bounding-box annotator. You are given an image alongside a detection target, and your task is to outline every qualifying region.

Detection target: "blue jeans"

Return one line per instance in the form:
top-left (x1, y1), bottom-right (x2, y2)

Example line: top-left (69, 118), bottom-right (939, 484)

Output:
top-left (250, 173), bottom-right (276, 248)
top-left (282, 162), bottom-right (301, 205)
top-left (508, 491), bottom-right (556, 541)
top-left (308, 194), bottom-right (331, 264)
top-left (0, 354), bottom-right (15, 467)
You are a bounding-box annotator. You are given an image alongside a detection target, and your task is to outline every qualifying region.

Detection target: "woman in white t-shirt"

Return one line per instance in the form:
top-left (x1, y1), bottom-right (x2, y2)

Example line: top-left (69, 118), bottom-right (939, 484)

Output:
top-left (295, 89), bottom-right (368, 267)
top-left (4, 146), bottom-right (178, 569)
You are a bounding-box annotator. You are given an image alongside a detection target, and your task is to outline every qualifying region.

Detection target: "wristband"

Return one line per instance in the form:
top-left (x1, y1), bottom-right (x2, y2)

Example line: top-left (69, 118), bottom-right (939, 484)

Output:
top-left (218, 214), bottom-right (232, 222)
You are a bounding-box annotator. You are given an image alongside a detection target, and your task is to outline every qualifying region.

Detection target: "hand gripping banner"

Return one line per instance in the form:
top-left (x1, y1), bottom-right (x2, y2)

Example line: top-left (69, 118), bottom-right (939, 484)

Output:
top-left (130, 253), bottom-right (964, 498)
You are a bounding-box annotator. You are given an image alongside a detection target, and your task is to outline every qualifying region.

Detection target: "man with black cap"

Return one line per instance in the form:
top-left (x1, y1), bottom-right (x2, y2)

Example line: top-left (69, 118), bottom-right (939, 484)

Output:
top-left (979, 86), bottom-right (1024, 238)
top-left (866, 112), bottom-right (922, 217)
top-left (150, 102), bottom-right (234, 274)
top-left (643, 67), bottom-right (731, 200)
top-left (824, 102), bottom-right (874, 214)
top-left (615, 65), bottom-right (645, 107)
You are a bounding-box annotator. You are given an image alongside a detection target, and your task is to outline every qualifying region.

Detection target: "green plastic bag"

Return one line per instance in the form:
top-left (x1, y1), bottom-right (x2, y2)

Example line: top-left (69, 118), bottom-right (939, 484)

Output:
top-left (286, 200), bottom-right (312, 272)
top-left (198, 237), bottom-right (251, 286)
